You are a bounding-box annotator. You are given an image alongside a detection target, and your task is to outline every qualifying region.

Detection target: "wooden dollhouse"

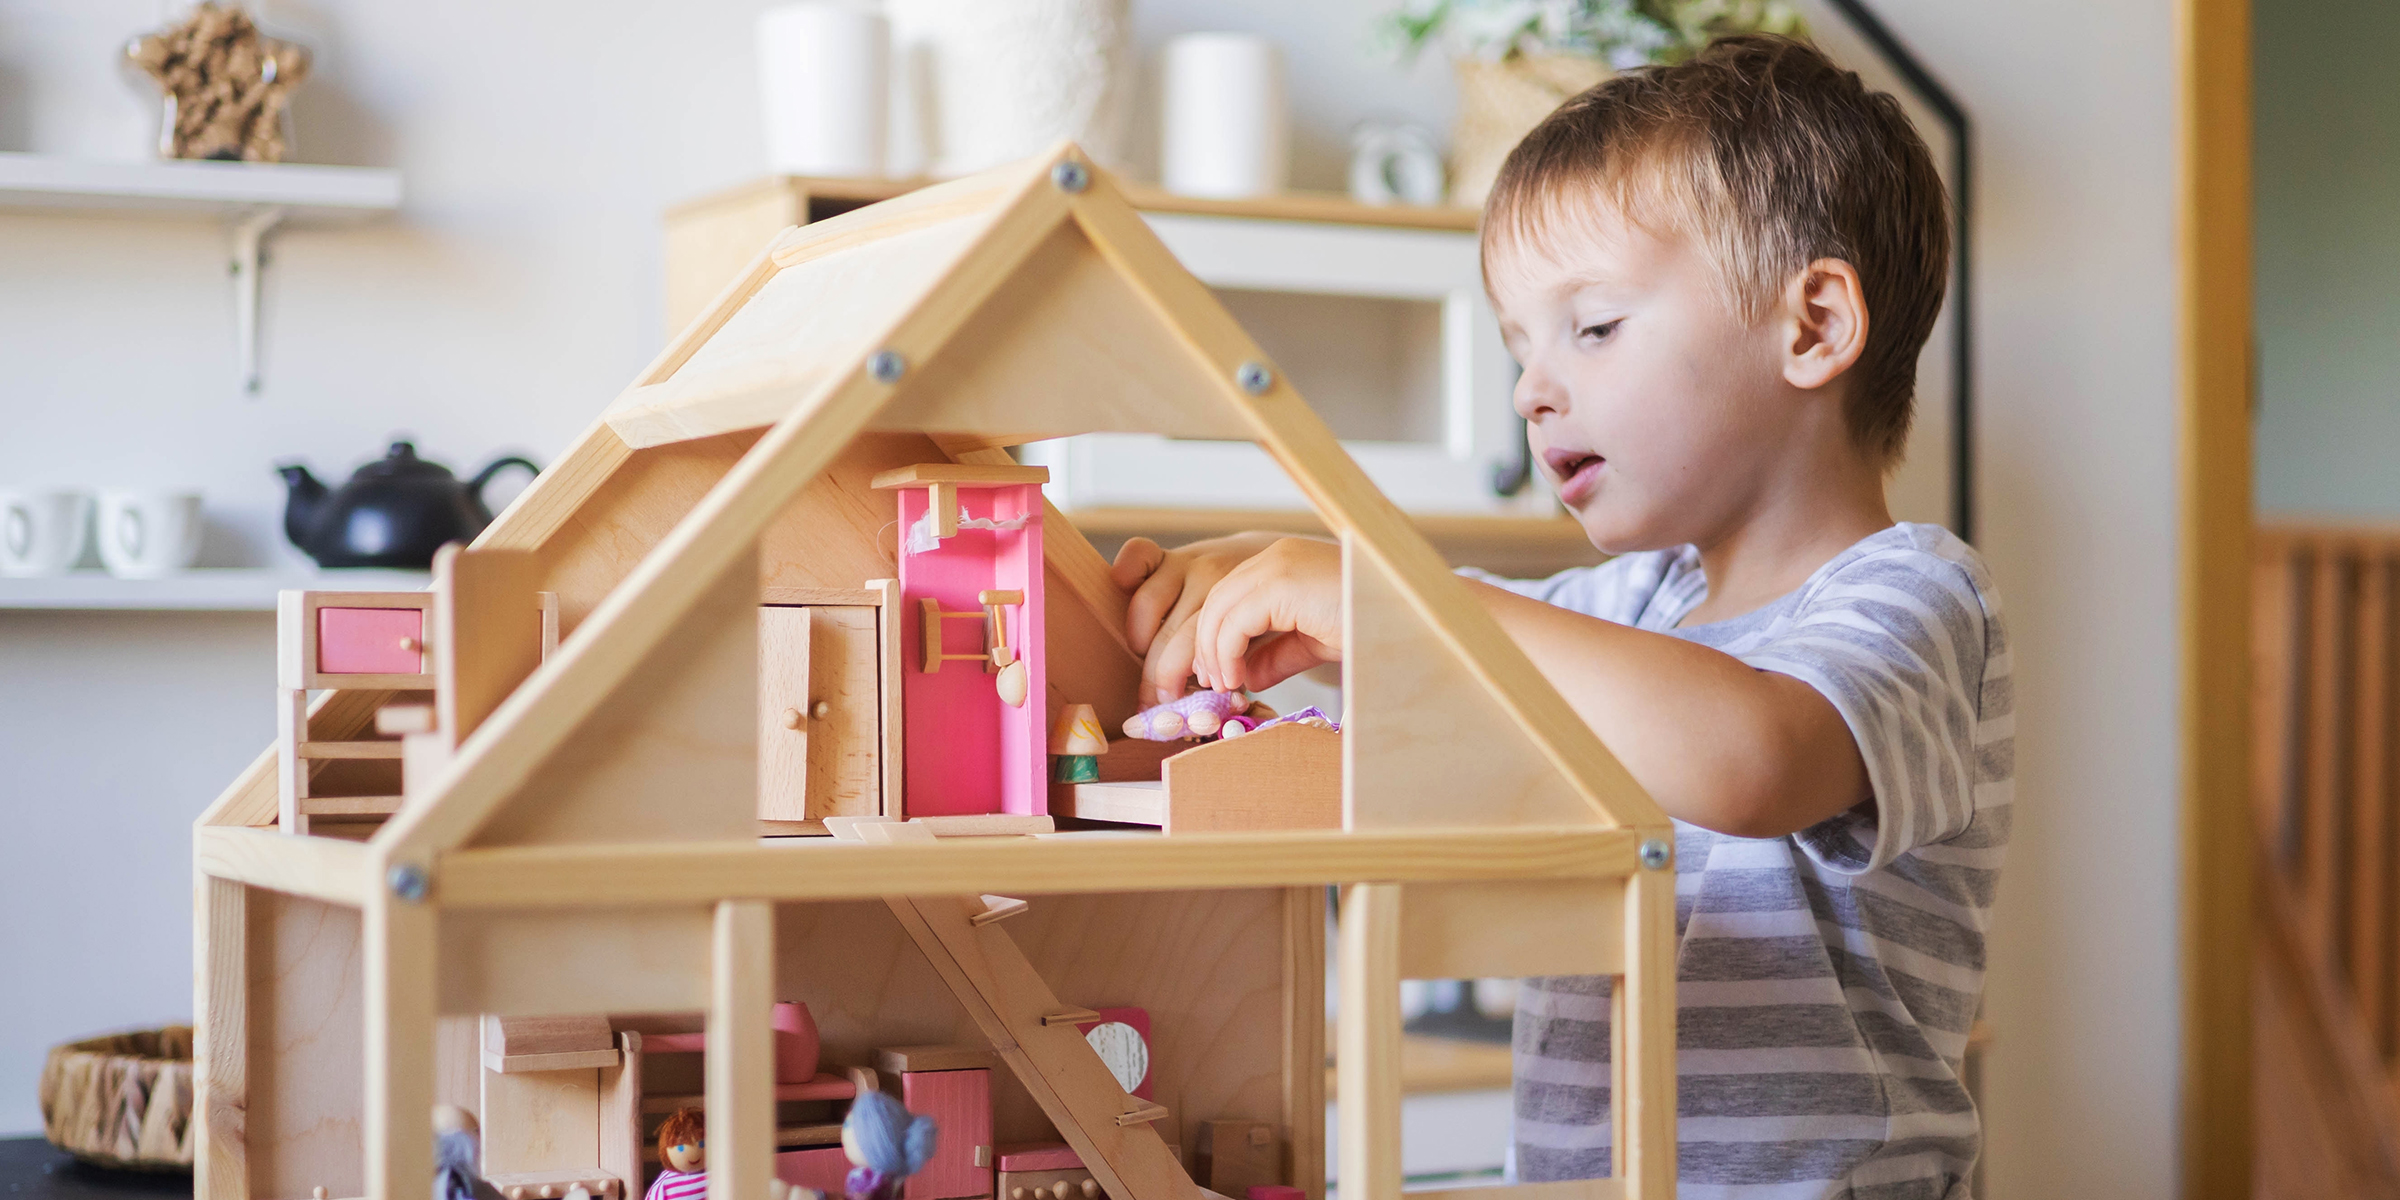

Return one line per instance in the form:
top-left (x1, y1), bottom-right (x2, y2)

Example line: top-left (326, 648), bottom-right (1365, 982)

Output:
top-left (190, 144), bottom-right (1678, 1200)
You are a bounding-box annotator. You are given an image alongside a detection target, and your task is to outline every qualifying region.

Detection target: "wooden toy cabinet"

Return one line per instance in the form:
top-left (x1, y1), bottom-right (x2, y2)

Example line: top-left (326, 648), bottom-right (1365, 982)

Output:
top-left (193, 145), bottom-right (1677, 1200)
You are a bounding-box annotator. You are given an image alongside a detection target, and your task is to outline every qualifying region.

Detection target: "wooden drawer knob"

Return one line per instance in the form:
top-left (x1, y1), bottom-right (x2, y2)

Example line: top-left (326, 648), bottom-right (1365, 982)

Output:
top-left (399, 636), bottom-right (422, 653)
top-left (812, 700), bottom-right (831, 720)
top-left (781, 707), bottom-right (804, 730)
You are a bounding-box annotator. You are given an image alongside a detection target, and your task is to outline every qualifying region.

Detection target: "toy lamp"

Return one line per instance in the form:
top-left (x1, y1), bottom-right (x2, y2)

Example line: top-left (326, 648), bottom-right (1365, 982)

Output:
top-left (1048, 704), bottom-right (1109, 783)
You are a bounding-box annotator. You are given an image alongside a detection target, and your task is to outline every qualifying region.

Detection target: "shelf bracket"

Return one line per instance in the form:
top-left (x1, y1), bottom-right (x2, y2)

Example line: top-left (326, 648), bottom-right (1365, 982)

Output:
top-left (229, 205), bottom-right (285, 396)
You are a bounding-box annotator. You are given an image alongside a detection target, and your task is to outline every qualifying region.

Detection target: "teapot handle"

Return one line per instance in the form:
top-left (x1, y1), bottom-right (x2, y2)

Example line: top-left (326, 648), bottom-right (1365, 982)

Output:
top-left (466, 455), bottom-right (542, 506)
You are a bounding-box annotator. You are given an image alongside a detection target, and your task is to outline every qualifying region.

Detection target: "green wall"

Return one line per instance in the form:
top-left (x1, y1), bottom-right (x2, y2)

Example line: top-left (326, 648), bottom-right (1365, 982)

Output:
top-left (2255, 0), bottom-right (2400, 516)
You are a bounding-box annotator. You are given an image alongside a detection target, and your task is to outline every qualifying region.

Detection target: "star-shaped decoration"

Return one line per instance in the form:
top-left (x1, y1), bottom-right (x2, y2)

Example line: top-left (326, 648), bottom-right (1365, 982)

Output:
top-left (126, 3), bottom-right (311, 162)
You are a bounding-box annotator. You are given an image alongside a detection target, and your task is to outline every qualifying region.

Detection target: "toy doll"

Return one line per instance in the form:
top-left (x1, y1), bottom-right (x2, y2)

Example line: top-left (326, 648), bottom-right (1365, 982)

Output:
top-left (646, 1108), bottom-right (708, 1200)
top-left (841, 1089), bottom-right (937, 1200)
top-left (1122, 689), bottom-right (1248, 740)
top-left (432, 1105), bottom-right (501, 1200)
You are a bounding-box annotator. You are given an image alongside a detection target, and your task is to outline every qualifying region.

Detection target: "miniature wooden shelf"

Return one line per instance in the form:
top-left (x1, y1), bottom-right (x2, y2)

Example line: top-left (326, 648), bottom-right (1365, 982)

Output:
top-left (0, 568), bottom-right (429, 611)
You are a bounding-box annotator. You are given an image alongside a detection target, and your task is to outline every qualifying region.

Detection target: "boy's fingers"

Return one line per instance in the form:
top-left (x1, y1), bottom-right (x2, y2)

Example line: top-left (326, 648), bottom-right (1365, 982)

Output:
top-left (1122, 552), bottom-right (1187, 656)
top-left (1142, 617), bottom-right (1200, 707)
top-left (1243, 631), bottom-right (1331, 692)
top-left (1109, 537), bottom-right (1164, 592)
top-left (1191, 565), bottom-right (1275, 694)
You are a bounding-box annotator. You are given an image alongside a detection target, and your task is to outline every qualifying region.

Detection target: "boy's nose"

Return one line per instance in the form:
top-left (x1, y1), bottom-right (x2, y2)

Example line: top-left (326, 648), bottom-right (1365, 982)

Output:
top-left (1513, 360), bottom-right (1567, 421)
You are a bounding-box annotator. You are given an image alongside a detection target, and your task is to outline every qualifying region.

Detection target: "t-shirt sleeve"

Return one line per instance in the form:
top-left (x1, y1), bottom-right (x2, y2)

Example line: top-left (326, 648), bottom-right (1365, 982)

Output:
top-left (1456, 552), bottom-right (1668, 624)
top-left (1741, 546), bottom-right (1992, 874)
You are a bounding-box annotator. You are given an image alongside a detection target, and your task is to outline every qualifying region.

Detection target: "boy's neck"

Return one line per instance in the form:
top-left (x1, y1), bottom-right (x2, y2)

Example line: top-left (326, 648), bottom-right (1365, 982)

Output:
top-left (1682, 446), bottom-right (1894, 626)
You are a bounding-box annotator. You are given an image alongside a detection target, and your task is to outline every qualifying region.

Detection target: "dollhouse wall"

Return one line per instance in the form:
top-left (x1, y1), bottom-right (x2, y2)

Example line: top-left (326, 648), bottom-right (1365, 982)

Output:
top-left (894, 484), bottom-right (1047, 817)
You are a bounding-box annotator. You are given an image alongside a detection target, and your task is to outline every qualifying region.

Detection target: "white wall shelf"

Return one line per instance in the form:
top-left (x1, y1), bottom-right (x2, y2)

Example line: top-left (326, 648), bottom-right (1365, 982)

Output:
top-left (0, 568), bottom-right (429, 612)
top-left (0, 152), bottom-right (403, 394)
top-left (0, 152), bottom-right (401, 222)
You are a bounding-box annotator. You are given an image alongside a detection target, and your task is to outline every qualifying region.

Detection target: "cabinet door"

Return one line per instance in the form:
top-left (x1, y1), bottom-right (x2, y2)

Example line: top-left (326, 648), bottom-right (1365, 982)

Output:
top-left (759, 605), bottom-right (882, 824)
top-left (899, 1068), bottom-right (992, 1200)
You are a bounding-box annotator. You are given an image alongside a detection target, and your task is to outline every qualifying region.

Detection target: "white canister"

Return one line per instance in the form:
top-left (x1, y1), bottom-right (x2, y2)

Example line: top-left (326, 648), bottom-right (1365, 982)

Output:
top-left (95, 490), bottom-right (202, 578)
top-left (888, 0), bottom-right (1131, 177)
top-left (758, 1), bottom-right (890, 177)
top-left (0, 489), bottom-right (93, 577)
top-left (1160, 33), bottom-right (1288, 199)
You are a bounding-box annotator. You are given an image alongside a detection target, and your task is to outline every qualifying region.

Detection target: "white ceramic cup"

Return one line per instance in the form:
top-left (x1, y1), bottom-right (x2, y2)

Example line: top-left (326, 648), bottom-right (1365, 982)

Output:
top-left (0, 489), bottom-right (94, 577)
top-left (95, 490), bottom-right (203, 578)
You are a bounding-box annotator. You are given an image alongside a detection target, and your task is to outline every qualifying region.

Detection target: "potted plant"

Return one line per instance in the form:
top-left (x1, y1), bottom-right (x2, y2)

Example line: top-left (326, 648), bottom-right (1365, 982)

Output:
top-left (1383, 0), bottom-right (1805, 206)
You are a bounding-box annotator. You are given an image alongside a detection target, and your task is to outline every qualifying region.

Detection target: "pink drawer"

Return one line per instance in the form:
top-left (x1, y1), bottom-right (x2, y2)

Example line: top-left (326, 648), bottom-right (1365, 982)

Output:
top-left (318, 607), bottom-right (424, 675)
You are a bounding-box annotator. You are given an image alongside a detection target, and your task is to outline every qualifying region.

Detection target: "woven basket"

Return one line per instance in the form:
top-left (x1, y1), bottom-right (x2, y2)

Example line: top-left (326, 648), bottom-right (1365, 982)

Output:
top-left (39, 1026), bottom-right (196, 1171)
top-left (1449, 53), bottom-right (1613, 207)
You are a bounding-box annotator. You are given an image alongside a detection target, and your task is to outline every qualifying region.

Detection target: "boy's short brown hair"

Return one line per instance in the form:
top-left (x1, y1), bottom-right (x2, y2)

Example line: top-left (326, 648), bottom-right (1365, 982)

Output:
top-left (1485, 34), bottom-right (1949, 464)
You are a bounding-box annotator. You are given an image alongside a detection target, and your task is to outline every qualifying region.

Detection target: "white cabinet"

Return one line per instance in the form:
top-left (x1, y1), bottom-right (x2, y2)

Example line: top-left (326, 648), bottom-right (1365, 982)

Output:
top-left (1021, 213), bottom-right (1553, 518)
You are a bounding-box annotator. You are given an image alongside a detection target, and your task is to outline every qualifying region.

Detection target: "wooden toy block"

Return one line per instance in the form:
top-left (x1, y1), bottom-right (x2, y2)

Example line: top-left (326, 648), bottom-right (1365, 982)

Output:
top-left (482, 1015), bottom-right (619, 1073)
top-left (876, 1045), bottom-right (1000, 1075)
top-left (1195, 1120), bottom-right (1281, 1196)
top-left (194, 144), bottom-right (1677, 1200)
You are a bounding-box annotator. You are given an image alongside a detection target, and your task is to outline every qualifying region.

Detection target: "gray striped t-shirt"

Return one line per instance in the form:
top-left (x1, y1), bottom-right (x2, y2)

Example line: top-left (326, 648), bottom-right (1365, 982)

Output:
top-left (1473, 522), bottom-right (2012, 1200)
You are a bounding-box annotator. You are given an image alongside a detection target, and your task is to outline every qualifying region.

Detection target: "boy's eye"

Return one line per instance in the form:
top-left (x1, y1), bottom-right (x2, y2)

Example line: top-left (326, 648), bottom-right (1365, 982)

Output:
top-left (1579, 319), bottom-right (1623, 342)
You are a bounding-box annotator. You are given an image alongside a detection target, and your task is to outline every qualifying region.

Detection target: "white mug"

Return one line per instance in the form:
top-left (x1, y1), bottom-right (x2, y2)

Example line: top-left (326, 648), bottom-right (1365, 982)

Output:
top-left (96, 490), bottom-right (203, 578)
top-left (0, 489), bottom-right (94, 577)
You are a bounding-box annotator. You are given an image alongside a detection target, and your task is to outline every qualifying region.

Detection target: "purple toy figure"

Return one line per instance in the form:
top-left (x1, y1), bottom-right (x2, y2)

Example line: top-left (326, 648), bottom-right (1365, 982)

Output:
top-left (1122, 689), bottom-right (1248, 740)
top-left (841, 1089), bottom-right (937, 1200)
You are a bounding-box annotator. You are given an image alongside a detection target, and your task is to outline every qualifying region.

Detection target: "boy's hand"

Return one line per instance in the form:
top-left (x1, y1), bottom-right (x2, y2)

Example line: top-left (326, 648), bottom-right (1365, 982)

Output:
top-left (1109, 533), bottom-right (1340, 704)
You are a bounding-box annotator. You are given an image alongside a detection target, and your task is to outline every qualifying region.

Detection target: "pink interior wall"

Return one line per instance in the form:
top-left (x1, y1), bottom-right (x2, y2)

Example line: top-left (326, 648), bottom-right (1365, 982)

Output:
top-left (895, 483), bottom-right (1046, 816)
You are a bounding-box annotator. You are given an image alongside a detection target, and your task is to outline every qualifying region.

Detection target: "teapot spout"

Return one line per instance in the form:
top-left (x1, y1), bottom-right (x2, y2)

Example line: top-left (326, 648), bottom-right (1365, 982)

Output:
top-left (277, 463), bottom-right (327, 547)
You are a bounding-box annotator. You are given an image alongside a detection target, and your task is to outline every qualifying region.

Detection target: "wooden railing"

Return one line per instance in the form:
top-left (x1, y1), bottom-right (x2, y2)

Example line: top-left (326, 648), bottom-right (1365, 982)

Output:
top-left (2254, 525), bottom-right (2400, 1196)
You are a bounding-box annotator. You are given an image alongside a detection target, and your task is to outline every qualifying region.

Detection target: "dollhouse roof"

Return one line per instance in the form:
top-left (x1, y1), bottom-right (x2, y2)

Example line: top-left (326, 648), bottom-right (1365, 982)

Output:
top-left (200, 142), bottom-right (1661, 855)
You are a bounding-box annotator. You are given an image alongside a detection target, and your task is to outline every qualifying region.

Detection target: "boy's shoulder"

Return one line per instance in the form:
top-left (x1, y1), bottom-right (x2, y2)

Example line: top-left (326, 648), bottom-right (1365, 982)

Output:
top-left (1460, 544), bottom-right (1698, 626)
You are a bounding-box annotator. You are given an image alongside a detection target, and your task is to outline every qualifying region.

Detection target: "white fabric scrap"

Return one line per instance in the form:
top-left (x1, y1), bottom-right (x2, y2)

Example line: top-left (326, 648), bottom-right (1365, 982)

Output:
top-left (904, 507), bottom-right (1034, 554)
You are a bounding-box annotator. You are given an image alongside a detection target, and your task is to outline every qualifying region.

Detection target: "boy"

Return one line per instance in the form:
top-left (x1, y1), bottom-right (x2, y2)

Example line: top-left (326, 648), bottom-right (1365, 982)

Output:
top-left (1109, 35), bottom-right (2009, 1199)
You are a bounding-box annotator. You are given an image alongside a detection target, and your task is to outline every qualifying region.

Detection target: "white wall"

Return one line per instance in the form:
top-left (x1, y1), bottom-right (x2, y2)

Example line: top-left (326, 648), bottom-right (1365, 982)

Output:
top-left (0, 5), bottom-right (2192, 1199)
top-left (1872, 3), bottom-right (2185, 1196)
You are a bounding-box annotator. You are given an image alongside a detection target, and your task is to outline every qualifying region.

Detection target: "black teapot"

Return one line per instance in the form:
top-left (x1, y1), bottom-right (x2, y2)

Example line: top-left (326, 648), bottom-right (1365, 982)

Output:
top-left (278, 441), bottom-right (540, 568)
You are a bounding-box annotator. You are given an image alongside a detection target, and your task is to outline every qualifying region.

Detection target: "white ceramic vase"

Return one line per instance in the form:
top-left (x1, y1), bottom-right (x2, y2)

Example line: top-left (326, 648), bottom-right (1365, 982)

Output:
top-left (888, 0), bottom-right (1131, 177)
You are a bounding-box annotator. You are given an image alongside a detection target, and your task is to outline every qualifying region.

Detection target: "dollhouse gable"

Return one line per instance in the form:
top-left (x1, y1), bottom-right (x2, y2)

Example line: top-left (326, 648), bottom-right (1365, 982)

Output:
top-left (353, 142), bottom-right (1659, 860)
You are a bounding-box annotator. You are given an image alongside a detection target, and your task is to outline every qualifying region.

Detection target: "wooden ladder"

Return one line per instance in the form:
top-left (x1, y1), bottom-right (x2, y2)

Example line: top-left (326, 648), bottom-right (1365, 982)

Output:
top-left (882, 895), bottom-right (1214, 1200)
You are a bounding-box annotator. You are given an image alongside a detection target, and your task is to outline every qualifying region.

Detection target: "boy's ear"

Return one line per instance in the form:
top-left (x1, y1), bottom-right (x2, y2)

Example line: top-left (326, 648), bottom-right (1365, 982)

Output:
top-left (1781, 257), bottom-right (1870, 392)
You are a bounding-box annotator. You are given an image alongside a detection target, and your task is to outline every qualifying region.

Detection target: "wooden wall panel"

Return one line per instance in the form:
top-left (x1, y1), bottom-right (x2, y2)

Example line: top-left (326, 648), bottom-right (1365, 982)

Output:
top-left (772, 888), bottom-right (1297, 1171)
top-left (245, 893), bottom-right (364, 1200)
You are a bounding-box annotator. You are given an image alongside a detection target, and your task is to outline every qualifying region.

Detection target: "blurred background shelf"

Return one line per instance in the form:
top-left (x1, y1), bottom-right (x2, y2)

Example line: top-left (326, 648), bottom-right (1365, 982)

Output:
top-left (1062, 507), bottom-right (1601, 578)
top-left (0, 152), bottom-right (401, 222)
top-left (0, 568), bottom-right (428, 612)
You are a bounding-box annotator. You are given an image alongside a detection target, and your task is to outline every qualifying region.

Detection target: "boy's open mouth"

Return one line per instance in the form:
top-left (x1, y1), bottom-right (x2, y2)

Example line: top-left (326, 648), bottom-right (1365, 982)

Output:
top-left (1544, 448), bottom-right (1607, 505)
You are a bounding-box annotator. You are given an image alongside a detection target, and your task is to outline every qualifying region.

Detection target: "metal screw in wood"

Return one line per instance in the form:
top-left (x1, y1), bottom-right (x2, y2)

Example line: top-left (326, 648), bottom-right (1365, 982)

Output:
top-left (1638, 838), bottom-right (1672, 870)
top-left (1235, 361), bottom-right (1273, 395)
top-left (869, 350), bottom-right (906, 384)
top-left (1051, 160), bottom-right (1090, 193)
top-left (387, 862), bottom-right (429, 902)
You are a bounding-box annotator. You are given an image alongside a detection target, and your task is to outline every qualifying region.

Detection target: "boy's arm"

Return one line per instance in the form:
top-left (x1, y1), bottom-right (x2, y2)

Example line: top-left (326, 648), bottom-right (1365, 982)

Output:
top-left (1463, 577), bottom-right (1872, 839)
top-left (1152, 536), bottom-right (1871, 839)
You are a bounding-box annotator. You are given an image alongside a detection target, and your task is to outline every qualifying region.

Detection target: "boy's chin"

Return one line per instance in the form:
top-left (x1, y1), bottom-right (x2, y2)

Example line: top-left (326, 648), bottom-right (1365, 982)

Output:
top-left (1568, 503), bottom-right (1676, 557)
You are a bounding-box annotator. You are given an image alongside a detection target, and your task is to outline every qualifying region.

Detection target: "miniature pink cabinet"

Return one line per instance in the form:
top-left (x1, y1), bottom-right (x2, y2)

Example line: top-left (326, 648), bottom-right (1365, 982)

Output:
top-left (898, 1067), bottom-right (993, 1200)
